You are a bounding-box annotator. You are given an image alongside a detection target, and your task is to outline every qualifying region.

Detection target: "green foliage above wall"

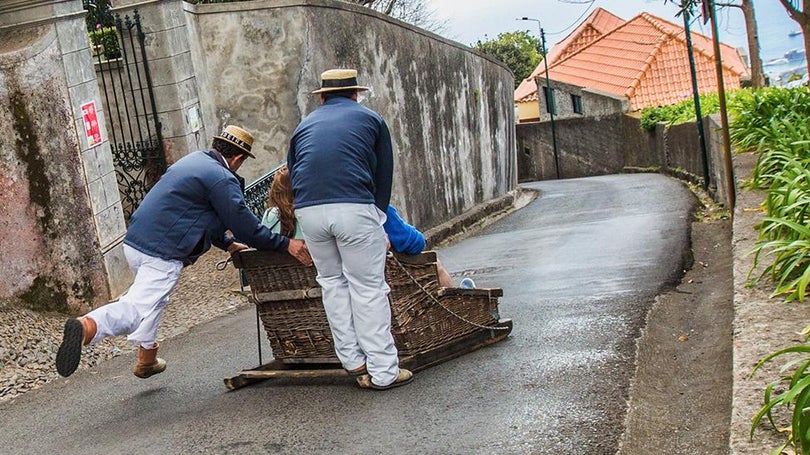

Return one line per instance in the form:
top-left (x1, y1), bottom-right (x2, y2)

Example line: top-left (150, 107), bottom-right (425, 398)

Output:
top-left (472, 31), bottom-right (542, 88)
top-left (89, 27), bottom-right (121, 60)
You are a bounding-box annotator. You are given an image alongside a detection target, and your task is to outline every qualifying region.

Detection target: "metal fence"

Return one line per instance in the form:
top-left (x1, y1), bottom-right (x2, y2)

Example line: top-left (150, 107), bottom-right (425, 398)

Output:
top-left (244, 164), bottom-right (284, 218)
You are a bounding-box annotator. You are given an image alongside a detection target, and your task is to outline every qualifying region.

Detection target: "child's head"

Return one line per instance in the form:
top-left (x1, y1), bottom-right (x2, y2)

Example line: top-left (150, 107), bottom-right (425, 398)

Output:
top-left (267, 165), bottom-right (297, 237)
top-left (269, 165), bottom-right (293, 209)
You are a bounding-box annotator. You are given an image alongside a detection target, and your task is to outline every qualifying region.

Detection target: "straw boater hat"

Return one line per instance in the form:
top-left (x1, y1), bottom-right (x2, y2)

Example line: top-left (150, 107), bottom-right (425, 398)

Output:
top-left (311, 69), bottom-right (370, 94)
top-left (214, 125), bottom-right (255, 158)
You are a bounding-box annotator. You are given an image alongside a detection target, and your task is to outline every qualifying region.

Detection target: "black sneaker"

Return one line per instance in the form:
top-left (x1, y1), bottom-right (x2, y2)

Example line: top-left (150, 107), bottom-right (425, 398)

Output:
top-left (56, 319), bottom-right (84, 377)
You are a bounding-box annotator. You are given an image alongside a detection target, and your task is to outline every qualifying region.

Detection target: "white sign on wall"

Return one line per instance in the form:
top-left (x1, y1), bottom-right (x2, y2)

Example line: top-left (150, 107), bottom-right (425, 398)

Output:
top-left (188, 105), bottom-right (201, 133)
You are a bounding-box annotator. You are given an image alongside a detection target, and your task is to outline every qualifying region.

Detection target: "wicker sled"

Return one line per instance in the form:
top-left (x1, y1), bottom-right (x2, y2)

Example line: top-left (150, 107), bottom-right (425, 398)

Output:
top-left (224, 249), bottom-right (512, 390)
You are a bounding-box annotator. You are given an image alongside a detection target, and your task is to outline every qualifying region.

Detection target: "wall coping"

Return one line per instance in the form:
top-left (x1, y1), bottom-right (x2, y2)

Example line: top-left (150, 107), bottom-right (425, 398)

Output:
top-left (0, 0), bottom-right (84, 32)
top-left (0, 25), bottom-right (55, 63)
top-left (181, 0), bottom-right (513, 75)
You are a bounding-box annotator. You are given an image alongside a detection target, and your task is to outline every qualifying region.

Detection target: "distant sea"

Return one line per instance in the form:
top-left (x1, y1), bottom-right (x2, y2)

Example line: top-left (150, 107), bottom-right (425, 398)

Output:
top-left (708, 1), bottom-right (808, 86)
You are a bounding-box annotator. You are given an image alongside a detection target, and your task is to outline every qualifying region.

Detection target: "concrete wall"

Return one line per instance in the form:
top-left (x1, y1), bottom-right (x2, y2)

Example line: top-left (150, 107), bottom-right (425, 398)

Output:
top-left (516, 113), bottom-right (732, 207)
top-left (0, 0), bottom-right (129, 311)
top-left (183, 0), bottom-right (516, 229)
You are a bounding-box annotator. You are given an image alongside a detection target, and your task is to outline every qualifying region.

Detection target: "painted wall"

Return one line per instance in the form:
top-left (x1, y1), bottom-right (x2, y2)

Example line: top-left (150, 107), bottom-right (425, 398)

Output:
top-left (516, 99), bottom-right (539, 123)
top-left (0, 13), bottom-right (117, 312)
top-left (183, 0), bottom-right (516, 229)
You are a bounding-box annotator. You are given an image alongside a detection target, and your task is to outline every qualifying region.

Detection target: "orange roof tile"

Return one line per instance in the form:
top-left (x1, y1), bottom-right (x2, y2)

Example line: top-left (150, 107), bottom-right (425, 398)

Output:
top-left (520, 11), bottom-right (747, 110)
top-left (514, 7), bottom-right (624, 102)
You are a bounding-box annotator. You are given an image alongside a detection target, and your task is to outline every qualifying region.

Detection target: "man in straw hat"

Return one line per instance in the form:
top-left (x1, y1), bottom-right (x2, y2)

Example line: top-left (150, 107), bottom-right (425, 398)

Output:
top-left (288, 68), bottom-right (413, 390)
top-left (56, 125), bottom-right (312, 379)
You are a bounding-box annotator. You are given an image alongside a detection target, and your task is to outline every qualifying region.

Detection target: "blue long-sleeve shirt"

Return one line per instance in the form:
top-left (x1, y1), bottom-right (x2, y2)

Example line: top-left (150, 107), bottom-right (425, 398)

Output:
top-left (287, 97), bottom-right (393, 211)
top-left (384, 206), bottom-right (426, 255)
top-left (125, 150), bottom-right (289, 265)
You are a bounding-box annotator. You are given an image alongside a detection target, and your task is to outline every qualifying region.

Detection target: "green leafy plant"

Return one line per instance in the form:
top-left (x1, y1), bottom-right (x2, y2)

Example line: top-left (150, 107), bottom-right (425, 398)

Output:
top-left (723, 80), bottom-right (810, 455)
top-left (733, 88), bottom-right (810, 304)
top-left (82, 0), bottom-right (114, 31)
top-left (89, 27), bottom-right (121, 60)
top-left (751, 341), bottom-right (810, 455)
top-left (639, 92), bottom-right (723, 131)
top-left (746, 152), bottom-right (810, 301)
top-left (729, 87), bottom-right (810, 161)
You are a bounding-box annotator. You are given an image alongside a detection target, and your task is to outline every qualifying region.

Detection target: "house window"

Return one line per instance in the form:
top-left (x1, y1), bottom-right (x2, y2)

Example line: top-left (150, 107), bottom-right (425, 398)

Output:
top-left (571, 94), bottom-right (583, 114)
top-left (542, 86), bottom-right (556, 115)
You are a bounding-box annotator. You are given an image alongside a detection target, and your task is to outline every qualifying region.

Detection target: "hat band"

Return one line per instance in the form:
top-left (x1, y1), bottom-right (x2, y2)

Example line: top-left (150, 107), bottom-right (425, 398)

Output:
top-left (220, 132), bottom-right (251, 152)
top-left (321, 77), bottom-right (359, 89)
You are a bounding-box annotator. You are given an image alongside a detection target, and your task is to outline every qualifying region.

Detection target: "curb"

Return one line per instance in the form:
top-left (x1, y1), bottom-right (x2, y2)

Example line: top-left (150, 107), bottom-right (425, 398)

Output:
top-left (423, 187), bottom-right (534, 249)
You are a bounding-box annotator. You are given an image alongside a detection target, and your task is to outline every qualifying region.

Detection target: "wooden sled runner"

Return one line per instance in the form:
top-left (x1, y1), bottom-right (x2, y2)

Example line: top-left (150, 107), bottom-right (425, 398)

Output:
top-left (224, 249), bottom-right (512, 390)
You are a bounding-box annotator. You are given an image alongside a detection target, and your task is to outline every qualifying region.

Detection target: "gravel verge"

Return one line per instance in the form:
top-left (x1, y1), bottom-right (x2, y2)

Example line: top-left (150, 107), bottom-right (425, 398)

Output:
top-left (0, 248), bottom-right (248, 402)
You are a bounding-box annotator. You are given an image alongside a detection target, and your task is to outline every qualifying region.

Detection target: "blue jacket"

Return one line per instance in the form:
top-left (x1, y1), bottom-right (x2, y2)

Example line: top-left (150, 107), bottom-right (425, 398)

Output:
top-left (125, 150), bottom-right (289, 265)
top-left (384, 206), bottom-right (425, 255)
top-left (287, 97), bottom-right (393, 211)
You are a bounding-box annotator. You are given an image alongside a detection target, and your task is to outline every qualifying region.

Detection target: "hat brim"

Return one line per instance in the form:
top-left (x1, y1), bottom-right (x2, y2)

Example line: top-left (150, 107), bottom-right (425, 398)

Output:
top-left (213, 135), bottom-right (255, 158)
top-left (311, 85), bottom-right (370, 94)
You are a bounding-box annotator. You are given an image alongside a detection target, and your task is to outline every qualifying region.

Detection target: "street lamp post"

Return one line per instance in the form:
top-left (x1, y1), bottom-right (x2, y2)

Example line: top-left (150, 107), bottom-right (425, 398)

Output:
top-left (519, 16), bottom-right (560, 179)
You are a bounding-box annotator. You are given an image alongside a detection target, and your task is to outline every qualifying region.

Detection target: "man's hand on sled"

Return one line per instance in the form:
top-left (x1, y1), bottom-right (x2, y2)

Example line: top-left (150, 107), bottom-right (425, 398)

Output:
top-left (288, 239), bottom-right (313, 266)
top-left (227, 241), bottom-right (249, 255)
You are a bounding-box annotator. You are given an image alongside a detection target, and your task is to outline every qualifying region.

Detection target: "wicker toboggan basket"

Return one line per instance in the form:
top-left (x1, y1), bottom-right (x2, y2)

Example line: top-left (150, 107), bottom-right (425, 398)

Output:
top-left (232, 249), bottom-right (504, 362)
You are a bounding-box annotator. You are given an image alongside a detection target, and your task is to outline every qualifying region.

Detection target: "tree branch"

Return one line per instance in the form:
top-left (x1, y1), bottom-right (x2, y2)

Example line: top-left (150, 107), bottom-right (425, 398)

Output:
top-left (777, 0), bottom-right (802, 23)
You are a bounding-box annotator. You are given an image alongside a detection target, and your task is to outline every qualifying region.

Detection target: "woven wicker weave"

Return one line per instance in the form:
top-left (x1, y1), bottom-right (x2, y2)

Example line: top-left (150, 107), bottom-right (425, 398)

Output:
top-left (232, 249), bottom-right (503, 362)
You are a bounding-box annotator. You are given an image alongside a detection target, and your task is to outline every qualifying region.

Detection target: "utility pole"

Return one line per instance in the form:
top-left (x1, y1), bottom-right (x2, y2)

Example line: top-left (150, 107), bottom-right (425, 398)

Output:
top-left (707, 0), bottom-right (736, 210)
top-left (682, 5), bottom-right (710, 190)
top-left (519, 16), bottom-right (560, 179)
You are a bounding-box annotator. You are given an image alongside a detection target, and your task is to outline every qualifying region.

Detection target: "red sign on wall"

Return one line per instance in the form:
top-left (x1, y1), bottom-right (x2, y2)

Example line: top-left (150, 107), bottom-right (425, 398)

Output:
top-left (81, 101), bottom-right (102, 147)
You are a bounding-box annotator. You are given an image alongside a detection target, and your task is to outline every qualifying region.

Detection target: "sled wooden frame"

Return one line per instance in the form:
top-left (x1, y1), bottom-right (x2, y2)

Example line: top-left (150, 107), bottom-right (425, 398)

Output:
top-left (224, 249), bottom-right (512, 391)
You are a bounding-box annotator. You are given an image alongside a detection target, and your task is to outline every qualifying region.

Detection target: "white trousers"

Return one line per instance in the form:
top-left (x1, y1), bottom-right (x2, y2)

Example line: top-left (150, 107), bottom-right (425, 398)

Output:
top-left (86, 244), bottom-right (183, 349)
top-left (296, 203), bottom-right (399, 387)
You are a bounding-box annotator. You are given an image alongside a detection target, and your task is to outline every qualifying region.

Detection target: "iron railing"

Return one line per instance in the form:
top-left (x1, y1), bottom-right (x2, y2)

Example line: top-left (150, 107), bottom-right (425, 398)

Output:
top-left (90, 9), bottom-right (165, 222)
top-left (244, 164), bottom-right (285, 218)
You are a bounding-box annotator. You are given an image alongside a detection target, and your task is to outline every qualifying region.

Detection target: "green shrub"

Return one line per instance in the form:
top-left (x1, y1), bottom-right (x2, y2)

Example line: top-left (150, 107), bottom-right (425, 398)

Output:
top-left (729, 87), bottom-right (810, 163)
top-left (639, 92), bottom-right (723, 131)
top-left (742, 87), bottom-right (810, 452)
top-left (82, 0), bottom-right (114, 31)
top-left (740, 88), bottom-right (810, 301)
top-left (89, 27), bottom-right (121, 60)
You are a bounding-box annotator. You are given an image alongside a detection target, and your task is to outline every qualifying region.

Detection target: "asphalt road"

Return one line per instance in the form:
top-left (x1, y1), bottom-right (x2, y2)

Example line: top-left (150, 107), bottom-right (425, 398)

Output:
top-left (0, 173), bottom-right (696, 455)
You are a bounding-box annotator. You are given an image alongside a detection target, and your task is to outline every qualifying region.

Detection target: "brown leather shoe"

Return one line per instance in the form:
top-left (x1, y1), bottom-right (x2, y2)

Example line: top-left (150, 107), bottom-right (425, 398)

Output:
top-left (133, 343), bottom-right (167, 379)
top-left (356, 369), bottom-right (413, 390)
top-left (55, 316), bottom-right (97, 377)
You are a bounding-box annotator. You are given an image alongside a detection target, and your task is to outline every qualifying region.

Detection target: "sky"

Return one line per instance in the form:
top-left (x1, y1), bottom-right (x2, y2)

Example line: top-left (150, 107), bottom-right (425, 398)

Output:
top-left (428, 0), bottom-right (753, 50)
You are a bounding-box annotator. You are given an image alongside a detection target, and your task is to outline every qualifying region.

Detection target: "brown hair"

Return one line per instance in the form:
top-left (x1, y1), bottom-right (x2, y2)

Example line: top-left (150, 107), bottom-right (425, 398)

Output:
top-left (267, 165), bottom-right (297, 238)
top-left (212, 138), bottom-right (244, 158)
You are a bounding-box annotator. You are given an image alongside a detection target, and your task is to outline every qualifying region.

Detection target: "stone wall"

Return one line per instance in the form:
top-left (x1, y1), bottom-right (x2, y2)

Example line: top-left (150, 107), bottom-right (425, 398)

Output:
top-left (535, 78), bottom-right (629, 122)
top-left (0, 0), bottom-right (128, 311)
top-left (517, 113), bottom-right (733, 208)
top-left (183, 0), bottom-right (516, 229)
